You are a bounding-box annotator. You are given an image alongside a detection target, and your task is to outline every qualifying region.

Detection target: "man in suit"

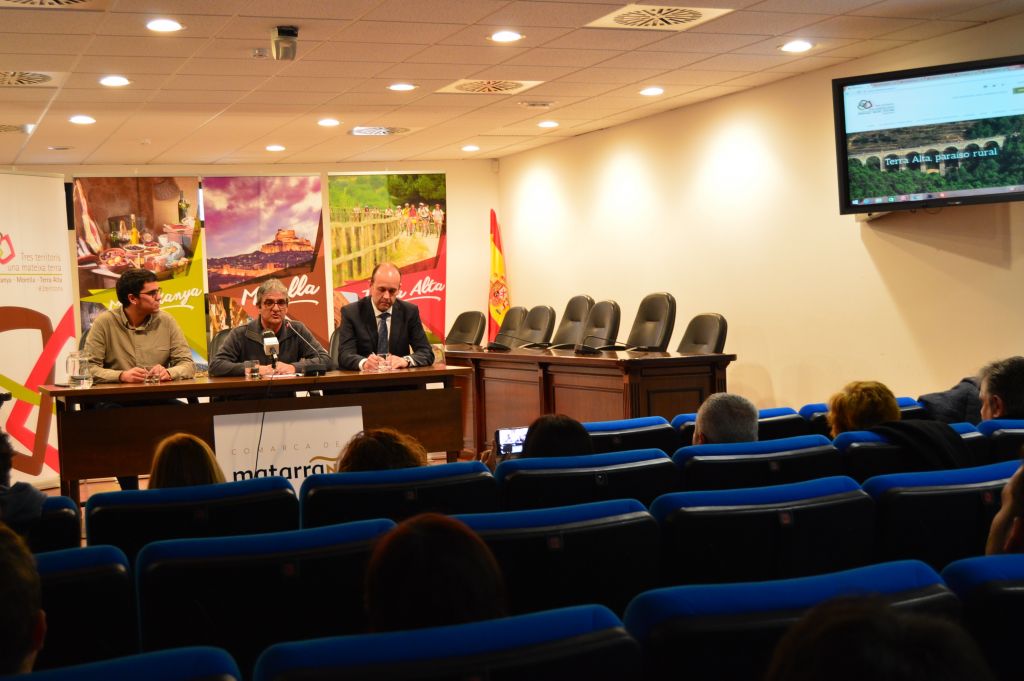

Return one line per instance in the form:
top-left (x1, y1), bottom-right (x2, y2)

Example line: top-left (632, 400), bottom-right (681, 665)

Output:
top-left (336, 262), bottom-right (434, 371)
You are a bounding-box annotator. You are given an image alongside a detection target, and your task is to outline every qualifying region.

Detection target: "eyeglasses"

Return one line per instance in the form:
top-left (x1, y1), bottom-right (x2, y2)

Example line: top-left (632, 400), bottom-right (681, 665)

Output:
top-left (138, 288), bottom-right (162, 299)
top-left (262, 298), bottom-right (289, 309)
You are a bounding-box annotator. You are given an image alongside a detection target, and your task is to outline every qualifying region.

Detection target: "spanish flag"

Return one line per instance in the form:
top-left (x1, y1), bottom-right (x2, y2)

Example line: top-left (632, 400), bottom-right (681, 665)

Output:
top-left (488, 209), bottom-right (510, 342)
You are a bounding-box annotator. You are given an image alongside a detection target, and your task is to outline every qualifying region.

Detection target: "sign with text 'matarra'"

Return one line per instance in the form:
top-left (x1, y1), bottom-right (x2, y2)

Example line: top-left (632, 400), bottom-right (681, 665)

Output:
top-left (212, 405), bottom-right (363, 489)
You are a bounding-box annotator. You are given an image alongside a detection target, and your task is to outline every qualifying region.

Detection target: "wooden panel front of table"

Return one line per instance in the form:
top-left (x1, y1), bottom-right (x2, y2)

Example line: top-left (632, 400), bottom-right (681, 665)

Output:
top-left (444, 346), bottom-right (735, 452)
top-left (40, 365), bottom-right (471, 505)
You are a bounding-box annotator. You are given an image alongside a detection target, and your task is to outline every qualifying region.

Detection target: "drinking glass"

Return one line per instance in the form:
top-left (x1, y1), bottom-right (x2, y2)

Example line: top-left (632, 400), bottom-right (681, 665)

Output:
top-left (66, 351), bottom-right (92, 389)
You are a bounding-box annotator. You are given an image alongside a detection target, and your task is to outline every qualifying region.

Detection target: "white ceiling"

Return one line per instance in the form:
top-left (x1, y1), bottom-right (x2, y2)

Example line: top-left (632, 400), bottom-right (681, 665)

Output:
top-left (0, 0), bottom-right (1021, 166)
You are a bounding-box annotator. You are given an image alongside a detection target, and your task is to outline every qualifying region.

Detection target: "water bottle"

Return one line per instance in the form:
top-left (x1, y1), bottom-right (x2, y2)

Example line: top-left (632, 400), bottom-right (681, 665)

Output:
top-left (66, 351), bottom-right (93, 389)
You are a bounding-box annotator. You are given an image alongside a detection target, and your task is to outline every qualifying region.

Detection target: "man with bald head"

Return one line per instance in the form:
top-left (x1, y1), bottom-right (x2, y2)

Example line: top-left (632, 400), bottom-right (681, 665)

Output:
top-left (336, 262), bottom-right (434, 371)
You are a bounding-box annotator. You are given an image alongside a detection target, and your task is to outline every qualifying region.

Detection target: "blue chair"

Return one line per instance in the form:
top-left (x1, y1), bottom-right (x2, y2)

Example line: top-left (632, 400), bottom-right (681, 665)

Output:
top-left (300, 461), bottom-right (496, 527)
top-left (835, 423), bottom-right (987, 482)
top-left (136, 518), bottom-right (394, 676)
top-left (977, 418), bottom-right (1024, 461)
top-left (799, 397), bottom-right (932, 438)
top-left (584, 416), bottom-right (681, 456)
top-left (862, 459), bottom-right (1018, 569)
top-left (651, 476), bottom-right (874, 584)
top-left (672, 407), bottom-right (809, 446)
top-left (456, 499), bottom-right (659, 615)
top-left (26, 495), bottom-right (80, 553)
top-left (253, 604), bottom-right (641, 681)
top-left (943, 553), bottom-right (1024, 681)
top-left (626, 560), bottom-right (957, 681)
top-left (896, 396), bottom-right (931, 419)
top-left (86, 476), bottom-right (299, 562)
top-left (495, 448), bottom-right (678, 510)
top-left (673, 434), bottom-right (842, 491)
top-left (35, 545), bottom-right (137, 670)
top-left (28, 646), bottom-right (241, 681)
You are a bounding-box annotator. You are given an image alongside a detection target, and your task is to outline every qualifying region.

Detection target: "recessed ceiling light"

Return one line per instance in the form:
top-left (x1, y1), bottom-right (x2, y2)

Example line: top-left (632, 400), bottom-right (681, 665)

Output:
top-left (639, 86), bottom-right (664, 97)
top-left (266, 144), bottom-right (286, 152)
top-left (490, 30), bottom-right (523, 43)
top-left (100, 75), bottom-right (130, 87)
top-left (780, 39), bottom-right (813, 53)
top-left (388, 83), bottom-right (417, 92)
top-left (48, 145), bottom-right (72, 151)
top-left (537, 120), bottom-right (559, 128)
top-left (69, 115), bottom-right (95, 125)
top-left (462, 144), bottom-right (480, 152)
top-left (318, 118), bottom-right (341, 127)
top-left (147, 18), bottom-right (183, 33)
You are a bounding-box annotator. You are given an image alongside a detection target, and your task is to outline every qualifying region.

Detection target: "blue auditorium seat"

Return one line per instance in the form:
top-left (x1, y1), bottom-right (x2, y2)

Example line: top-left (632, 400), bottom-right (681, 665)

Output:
top-left (835, 423), bottom-right (989, 481)
top-left (136, 518), bottom-right (394, 676)
top-left (977, 418), bottom-right (1024, 461)
top-left (800, 397), bottom-right (932, 438)
top-left (673, 407), bottom-right (810, 445)
top-left (456, 499), bottom-right (659, 615)
top-left (299, 461), bottom-right (496, 527)
top-left (253, 604), bottom-right (641, 681)
top-left (28, 646), bottom-right (241, 681)
top-left (625, 560), bottom-right (957, 681)
top-left (494, 448), bottom-right (678, 510)
top-left (673, 434), bottom-right (841, 490)
top-left (943, 553), bottom-right (1024, 681)
top-left (583, 416), bottom-right (681, 455)
top-left (35, 544), bottom-right (138, 670)
top-left (85, 476), bottom-right (299, 562)
top-left (26, 495), bottom-right (80, 553)
top-left (862, 459), bottom-right (1018, 569)
top-left (651, 475), bottom-right (874, 584)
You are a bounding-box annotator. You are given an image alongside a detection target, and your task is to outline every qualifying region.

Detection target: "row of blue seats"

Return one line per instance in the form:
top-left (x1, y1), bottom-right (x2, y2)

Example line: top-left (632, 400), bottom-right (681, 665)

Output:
top-left (32, 458), bottom-right (1018, 674)
top-left (29, 554), bottom-right (1024, 681)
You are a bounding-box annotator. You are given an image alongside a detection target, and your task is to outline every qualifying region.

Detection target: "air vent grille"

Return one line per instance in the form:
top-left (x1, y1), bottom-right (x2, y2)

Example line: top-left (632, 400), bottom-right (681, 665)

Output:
top-left (586, 5), bottom-right (733, 31)
top-left (349, 126), bottom-right (410, 137)
top-left (0, 0), bottom-right (95, 6)
top-left (438, 79), bottom-right (542, 95)
top-left (0, 124), bottom-right (27, 133)
top-left (0, 71), bottom-right (52, 87)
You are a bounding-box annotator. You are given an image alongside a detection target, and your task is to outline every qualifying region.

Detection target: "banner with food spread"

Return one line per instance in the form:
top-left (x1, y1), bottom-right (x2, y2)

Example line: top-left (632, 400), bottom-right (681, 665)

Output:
top-left (0, 173), bottom-right (74, 485)
top-left (328, 173), bottom-right (447, 342)
top-left (73, 176), bottom-right (208, 364)
top-left (203, 176), bottom-right (329, 349)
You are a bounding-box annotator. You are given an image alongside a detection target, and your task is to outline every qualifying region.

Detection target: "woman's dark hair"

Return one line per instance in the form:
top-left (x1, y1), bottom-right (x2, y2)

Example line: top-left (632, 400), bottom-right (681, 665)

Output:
top-left (148, 433), bottom-right (225, 489)
top-left (365, 513), bottom-right (506, 632)
top-left (522, 414), bottom-right (593, 458)
top-left (765, 597), bottom-right (995, 681)
top-left (336, 428), bottom-right (427, 473)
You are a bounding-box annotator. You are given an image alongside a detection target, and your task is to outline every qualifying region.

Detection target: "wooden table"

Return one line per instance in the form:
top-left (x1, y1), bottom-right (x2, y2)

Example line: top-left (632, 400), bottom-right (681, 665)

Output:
top-left (40, 365), bottom-right (471, 505)
top-left (444, 346), bottom-right (735, 452)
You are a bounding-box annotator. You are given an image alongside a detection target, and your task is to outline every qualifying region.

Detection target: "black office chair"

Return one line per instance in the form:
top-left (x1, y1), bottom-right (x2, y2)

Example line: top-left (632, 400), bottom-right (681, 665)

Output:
top-left (565, 300), bottom-right (621, 351)
top-left (518, 305), bottom-right (556, 346)
top-left (207, 328), bottom-right (232, 360)
top-left (677, 313), bottom-right (728, 354)
top-left (445, 310), bottom-right (486, 345)
top-left (545, 295), bottom-right (594, 348)
top-left (492, 305), bottom-right (527, 347)
top-left (600, 292), bottom-right (675, 352)
top-left (329, 323), bottom-right (343, 364)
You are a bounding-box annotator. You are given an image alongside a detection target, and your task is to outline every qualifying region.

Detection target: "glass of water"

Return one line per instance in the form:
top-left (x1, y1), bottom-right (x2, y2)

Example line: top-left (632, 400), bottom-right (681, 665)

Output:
top-left (66, 351), bottom-right (92, 389)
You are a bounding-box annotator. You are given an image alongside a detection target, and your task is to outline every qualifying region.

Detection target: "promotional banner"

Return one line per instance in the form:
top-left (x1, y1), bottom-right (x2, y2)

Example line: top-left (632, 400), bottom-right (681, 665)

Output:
top-left (73, 177), bottom-right (208, 364)
top-left (203, 176), bottom-right (329, 348)
top-left (0, 173), bottom-right (74, 483)
top-left (328, 173), bottom-right (446, 341)
top-left (212, 405), bottom-right (363, 488)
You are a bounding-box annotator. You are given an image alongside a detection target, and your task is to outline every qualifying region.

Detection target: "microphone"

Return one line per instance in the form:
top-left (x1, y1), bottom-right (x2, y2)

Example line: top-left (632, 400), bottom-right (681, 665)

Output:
top-left (487, 332), bottom-right (541, 352)
top-left (284, 317), bottom-right (328, 375)
top-left (573, 333), bottom-right (620, 355)
top-left (261, 329), bottom-right (280, 368)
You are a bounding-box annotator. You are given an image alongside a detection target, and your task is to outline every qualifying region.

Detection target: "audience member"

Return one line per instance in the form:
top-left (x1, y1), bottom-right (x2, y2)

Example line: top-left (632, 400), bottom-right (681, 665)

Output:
top-left (765, 597), bottom-right (994, 681)
top-left (335, 428), bottom-right (427, 473)
top-left (148, 433), bottom-right (225, 489)
top-left (987, 462), bottom-right (1024, 554)
top-left (0, 429), bottom-right (45, 536)
top-left (918, 376), bottom-right (982, 425)
top-left (0, 522), bottom-right (46, 675)
top-left (480, 414), bottom-right (593, 471)
top-left (827, 380), bottom-right (900, 437)
top-left (692, 392), bottom-right (758, 444)
top-left (978, 356), bottom-right (1024, 421)
top-left (364, 513), bottom-right (506, 632)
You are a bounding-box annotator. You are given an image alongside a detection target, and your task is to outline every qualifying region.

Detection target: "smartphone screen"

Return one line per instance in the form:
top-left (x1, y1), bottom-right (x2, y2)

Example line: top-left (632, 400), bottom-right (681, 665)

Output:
top-left (495, 426), bottom-right (529, 461)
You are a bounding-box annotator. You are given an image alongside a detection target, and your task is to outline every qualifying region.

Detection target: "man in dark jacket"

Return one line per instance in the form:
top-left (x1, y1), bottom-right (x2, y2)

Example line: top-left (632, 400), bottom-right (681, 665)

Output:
top-left (209, 278), bottom-right (332, 377)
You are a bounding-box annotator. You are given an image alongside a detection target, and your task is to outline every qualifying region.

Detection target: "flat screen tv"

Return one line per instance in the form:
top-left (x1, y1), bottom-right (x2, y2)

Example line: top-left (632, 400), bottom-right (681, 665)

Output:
top-left (833, 54), bottom-right (1024, 214)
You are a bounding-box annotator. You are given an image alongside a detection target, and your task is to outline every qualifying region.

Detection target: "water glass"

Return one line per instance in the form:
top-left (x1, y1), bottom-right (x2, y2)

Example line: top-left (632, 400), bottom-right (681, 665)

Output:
top-left (431, 343), bottom-right (445, 366)
top-left (244, 360), bottom-right (260, 380)
top-left (141, 366), bottom-right (159, 384)
top-left (66, 351), bottom-right (92, 389)
top-left (377, 353), bottom-right (391, 372)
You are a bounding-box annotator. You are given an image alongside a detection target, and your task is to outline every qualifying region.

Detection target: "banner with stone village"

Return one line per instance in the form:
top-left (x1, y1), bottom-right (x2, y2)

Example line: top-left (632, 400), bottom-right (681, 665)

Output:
top-left (327, 173), bottom-right (447, 342)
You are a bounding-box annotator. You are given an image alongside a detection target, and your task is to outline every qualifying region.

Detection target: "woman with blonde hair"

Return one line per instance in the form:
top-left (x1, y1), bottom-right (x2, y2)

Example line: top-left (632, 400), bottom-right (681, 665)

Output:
top-left (148, 433), bottom-right (225, 489)
top-left (335, 428), bottom-right (428, 473)
top-left (827, 380), bottom-right (900, 437)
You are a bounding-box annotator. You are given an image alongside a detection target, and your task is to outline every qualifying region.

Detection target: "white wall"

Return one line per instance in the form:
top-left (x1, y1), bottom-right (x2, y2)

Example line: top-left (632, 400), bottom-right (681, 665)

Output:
top-left (497, 13), bottom-right (1024, 409)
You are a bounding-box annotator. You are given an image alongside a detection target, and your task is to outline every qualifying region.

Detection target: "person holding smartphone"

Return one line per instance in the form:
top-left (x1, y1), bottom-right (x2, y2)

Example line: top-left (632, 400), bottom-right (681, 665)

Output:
top-left (480, 414), bottom-right (594, 471)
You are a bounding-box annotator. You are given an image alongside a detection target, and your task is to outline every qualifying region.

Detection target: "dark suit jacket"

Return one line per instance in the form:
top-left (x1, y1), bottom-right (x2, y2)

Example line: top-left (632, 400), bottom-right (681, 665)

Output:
top-left (336, 297), bottom-right (434, 370)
